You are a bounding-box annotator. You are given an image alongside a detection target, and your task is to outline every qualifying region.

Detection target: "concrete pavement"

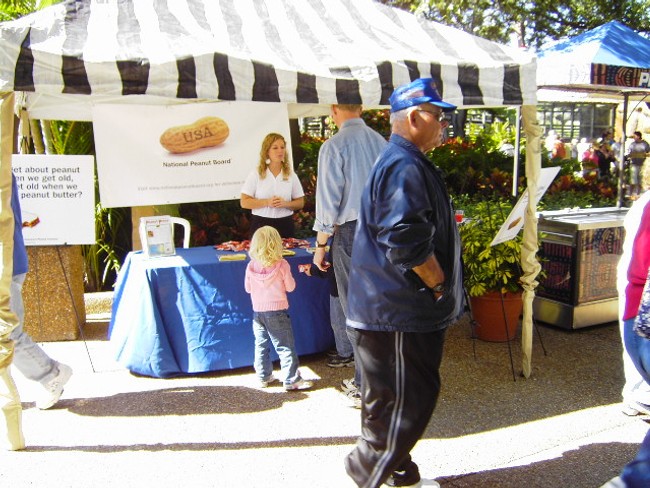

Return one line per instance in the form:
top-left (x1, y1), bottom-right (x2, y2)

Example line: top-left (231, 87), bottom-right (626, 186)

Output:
top-left (0, 318), bottom-right (647, 488)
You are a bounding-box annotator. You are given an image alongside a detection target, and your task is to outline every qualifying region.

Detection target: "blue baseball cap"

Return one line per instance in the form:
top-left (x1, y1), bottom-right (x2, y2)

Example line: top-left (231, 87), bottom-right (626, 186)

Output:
top-left (389, 78), bottom-right (456, 113)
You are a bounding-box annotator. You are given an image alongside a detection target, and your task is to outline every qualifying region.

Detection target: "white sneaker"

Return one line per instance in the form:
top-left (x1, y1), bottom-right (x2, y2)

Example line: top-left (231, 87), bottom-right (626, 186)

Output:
top-left (37, 363), bottom-right (73, 410)
top-left (600, 476), bottom-right (625, 488)
top-left (345, 389), bottom-right (362, 409)
top-left (259, 375), bottom-right (278, 388)
top-left (284, 378), bottom-right (313, 391)
top-left (341, 378), bottom-right (357, 393)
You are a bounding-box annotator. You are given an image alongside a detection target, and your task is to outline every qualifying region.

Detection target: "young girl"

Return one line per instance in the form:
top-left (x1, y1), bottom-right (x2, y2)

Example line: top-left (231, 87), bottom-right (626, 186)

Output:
top-left (245, 226), bottom-right (312, 391)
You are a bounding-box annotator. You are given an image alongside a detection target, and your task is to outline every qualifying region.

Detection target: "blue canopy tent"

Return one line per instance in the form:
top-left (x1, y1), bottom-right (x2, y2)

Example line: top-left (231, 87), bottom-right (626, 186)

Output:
top-left (537, 20), bottom-right (650, 206)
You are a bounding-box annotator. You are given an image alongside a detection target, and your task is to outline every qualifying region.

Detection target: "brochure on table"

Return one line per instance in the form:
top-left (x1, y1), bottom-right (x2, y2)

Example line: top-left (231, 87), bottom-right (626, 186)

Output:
top-left (139, 216), bottom-right (175, 258)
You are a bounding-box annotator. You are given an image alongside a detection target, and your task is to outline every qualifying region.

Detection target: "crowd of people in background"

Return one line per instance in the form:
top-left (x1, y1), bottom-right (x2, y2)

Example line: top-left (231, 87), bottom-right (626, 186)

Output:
top-left (545, 127), bottom-right (649, 200)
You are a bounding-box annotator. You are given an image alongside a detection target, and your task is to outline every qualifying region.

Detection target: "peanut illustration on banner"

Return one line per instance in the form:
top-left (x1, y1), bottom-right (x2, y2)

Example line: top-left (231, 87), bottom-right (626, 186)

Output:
top-left (160, 116), bottom-right (230, 154)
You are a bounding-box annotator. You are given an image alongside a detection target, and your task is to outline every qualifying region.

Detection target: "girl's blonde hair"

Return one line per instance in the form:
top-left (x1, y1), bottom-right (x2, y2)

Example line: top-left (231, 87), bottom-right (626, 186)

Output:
top-left (249, 226), bottom-right (284, 267)
top-left (258, 133), bottom-right (291, 180)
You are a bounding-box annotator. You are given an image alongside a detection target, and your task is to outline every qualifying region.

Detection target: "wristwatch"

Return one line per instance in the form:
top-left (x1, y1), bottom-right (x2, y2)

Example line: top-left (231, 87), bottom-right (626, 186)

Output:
top-left (431, 283), bottom-right (445, 294)
top-left (316, 241), bottom-right (328, 248)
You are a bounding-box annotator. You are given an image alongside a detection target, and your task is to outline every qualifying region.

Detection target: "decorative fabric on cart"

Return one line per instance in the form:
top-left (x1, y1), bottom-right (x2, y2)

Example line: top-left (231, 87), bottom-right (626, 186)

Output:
top-left (633, 267), bottom-right (650, 339)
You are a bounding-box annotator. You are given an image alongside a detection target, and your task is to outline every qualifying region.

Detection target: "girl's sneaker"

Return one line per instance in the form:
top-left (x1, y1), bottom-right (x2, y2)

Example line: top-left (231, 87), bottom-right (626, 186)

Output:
top-left (259, 375), bottom-right (278, 388)
top-left (284, 378), bottom-right (313, 391)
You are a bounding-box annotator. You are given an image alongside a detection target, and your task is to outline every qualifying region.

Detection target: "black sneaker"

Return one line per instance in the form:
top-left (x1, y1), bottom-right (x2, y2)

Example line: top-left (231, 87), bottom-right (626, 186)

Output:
top-left (326, 349), bottom-right (338, 358)
top-left (327, 354), bottom-right (354, 368)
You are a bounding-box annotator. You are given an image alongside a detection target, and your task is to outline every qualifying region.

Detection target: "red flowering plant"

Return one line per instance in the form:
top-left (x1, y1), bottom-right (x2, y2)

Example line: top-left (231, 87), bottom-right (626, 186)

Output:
top-left (429, 137), bottom-right (515, 196)
top-left (179, 200), bottom-right (250, 247)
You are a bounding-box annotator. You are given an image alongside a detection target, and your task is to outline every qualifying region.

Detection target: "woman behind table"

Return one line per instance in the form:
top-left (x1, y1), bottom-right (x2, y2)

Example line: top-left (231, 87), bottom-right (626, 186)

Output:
top-left (240, 133), bottom-right (304, 238)
top-left (245, 226), bottom-right (312, 391)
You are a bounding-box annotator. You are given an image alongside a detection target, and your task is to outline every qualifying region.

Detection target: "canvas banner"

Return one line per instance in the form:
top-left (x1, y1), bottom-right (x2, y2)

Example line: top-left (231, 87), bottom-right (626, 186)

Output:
top-left (93, 102), bottom-right (291, 208)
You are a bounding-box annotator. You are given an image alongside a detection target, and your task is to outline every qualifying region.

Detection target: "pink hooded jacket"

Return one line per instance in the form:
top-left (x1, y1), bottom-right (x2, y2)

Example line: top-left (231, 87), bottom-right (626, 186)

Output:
top-left (244, 258), bottom-right (296, 312)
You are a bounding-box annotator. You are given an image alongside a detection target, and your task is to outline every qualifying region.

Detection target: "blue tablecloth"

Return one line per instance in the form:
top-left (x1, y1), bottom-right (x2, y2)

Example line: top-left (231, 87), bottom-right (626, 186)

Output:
top-left (108, 244), bottom-right (333, 378)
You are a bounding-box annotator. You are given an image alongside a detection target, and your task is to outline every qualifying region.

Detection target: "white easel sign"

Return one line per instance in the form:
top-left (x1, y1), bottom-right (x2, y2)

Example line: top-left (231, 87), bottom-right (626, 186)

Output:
top-left (490, 166), bottom-right (561, 246)
top-left (12, 154), bottom-right (95, 246)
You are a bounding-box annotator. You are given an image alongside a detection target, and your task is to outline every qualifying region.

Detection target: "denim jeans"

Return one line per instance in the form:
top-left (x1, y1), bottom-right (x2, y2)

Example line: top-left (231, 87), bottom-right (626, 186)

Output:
top-left (330, 295), bottom-right (353, 358)
top-left (252, 310), bottom-right (300, 386)
top-left (622, 317), bottom-right (650, 487)
top-left (9, 274), bottom-right (58, 385)
top-left (332, 220), bottom-right (356, 316)
top-left (333, 220), bottom-right (361, 387)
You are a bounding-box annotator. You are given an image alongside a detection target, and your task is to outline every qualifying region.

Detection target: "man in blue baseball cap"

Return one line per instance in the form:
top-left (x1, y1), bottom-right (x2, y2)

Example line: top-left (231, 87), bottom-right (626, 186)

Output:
top-left (344, 78), bottom-right (464, 488)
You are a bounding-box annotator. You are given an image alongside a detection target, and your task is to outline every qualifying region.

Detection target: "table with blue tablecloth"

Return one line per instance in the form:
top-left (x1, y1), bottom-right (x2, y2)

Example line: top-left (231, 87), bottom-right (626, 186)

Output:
top-left (108, 243), bottom-right (333, 378)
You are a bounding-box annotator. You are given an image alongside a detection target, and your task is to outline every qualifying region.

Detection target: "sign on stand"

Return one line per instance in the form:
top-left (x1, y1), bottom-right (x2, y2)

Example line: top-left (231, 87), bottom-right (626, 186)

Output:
top-left (12, 154), bottom-right (95, 246)
top-left (490, 166), bottom-right (561, 246)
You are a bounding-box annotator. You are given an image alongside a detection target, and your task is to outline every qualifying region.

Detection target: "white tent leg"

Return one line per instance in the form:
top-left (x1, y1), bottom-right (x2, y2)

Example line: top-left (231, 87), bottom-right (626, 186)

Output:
top-left (512, 106), bottom-right (522, 197)
top-left (0, 92), bottom-right (24, 450)
top-left (520, 105), bottom-right (543, 378)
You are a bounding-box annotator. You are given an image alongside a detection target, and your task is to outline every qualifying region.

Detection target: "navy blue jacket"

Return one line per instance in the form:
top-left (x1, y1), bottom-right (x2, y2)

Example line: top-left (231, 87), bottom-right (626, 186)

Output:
top-left (347, 134), bottom-right (464, 332)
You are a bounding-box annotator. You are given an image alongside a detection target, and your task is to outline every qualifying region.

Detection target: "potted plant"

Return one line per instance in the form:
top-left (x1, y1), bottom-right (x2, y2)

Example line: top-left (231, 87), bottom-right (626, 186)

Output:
top-left (457, 199), bottom-right (524, 342)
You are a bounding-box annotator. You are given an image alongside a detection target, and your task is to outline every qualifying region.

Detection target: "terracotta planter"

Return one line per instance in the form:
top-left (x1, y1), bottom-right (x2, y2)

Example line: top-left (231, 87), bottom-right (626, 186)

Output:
top-left (470, 291), bottom-right (523, 342)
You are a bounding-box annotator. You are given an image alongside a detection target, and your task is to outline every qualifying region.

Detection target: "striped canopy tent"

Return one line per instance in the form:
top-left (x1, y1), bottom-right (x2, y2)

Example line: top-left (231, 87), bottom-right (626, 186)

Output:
top-left (0, 0), bottom-right (541, 377)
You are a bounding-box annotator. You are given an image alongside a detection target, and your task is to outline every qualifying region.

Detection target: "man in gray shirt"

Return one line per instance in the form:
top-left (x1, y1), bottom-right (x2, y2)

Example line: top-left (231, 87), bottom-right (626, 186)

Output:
top-left (312, 104), bottom-right (387, 403)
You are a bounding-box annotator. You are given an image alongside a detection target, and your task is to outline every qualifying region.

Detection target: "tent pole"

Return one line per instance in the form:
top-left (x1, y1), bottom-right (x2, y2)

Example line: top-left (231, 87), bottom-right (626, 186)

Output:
top-left (520, 105), bottom-right (542, 378)
top-left (512, 106), bottom-right (521, 197)
top-left (617, 95), bottom-right (629, 208)
top-left (0, 92), bottom-right (25, 450)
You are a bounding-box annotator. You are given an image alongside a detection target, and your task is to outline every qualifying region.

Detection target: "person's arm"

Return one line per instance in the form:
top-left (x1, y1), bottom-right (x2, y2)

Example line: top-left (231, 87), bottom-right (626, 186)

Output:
top-left (313, 143), bottom-right (343, 270)
top-left (375, 158), bottom-right (444, 297)
top-left (413, 254), bottom-right (446, 300)
top-left (274, 195), bottom-right (304, 211)
top-left (240, 171), bottom-right (271, 210)
top-left (268, 173), bottom-right (305, 211)
top-left (240, 193), bottom-right (271, 210)
top-left (313, 231), bottom-right (332, 271)
top-left (282, 260), bottom-right (296, 293)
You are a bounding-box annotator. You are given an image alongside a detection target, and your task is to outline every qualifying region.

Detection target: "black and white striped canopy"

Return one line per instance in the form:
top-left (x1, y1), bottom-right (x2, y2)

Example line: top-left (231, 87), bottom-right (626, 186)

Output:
top-left (0, 0), bottom-right (536, 119)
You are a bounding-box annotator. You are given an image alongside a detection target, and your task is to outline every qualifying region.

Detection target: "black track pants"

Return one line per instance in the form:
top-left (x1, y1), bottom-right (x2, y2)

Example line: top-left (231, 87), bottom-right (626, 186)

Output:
top-left (345, 327), bottom-right (447, 488)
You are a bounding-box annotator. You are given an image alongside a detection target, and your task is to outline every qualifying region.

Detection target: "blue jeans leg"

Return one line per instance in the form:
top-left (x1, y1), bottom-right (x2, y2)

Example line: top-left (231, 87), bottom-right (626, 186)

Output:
top-left (333, 221), bottom-right (361, 387)
top-left (256, 310), bottom-right (300, 385)
top-left (252, 318), bottom-right (274, 382)
top-left (330, 296), bottom-right (353, 357)
top-left (622, 317), bottom-right (650, 486)
top-left (9, 273), bottom-right (57, 385)
top-left (332, 220), bottom-right (356, 317)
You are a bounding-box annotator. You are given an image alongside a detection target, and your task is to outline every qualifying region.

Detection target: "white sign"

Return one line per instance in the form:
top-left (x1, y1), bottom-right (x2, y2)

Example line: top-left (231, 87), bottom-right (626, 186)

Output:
top-left (92, 102), bottom-right (291, 208)
top-left (12, 154), bottom-right (96, 246)
top-left (490, 166), bottom-right (562, 246)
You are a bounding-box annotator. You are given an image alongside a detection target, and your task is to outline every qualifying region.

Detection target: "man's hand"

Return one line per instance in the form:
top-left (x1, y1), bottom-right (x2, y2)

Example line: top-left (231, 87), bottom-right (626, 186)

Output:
top-left (313, 247), bottom-right (331, 271)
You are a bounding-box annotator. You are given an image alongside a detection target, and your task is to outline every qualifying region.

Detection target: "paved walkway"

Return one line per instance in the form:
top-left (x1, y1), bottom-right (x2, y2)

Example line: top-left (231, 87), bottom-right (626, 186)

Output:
top-left (1, 318), bottom-right (647, 488)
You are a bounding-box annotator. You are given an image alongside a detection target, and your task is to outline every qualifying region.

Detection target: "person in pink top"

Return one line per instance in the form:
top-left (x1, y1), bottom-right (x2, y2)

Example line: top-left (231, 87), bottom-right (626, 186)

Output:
top-left (245, 226), bottom-right (312, 391)
top-left (604, 165), bottom-right (650, 487)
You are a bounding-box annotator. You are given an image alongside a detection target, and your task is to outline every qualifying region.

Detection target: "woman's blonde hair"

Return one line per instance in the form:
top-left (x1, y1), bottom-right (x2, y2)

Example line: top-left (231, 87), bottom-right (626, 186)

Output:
top-left (249, 226), bottom-right (284, 267)
top-left (258, 133), bottom-right (291, 180)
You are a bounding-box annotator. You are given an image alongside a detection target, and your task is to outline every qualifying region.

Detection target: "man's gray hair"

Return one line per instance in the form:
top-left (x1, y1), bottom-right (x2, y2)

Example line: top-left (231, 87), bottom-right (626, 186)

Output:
top-left (389, 108), bottom-right (410, 126)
